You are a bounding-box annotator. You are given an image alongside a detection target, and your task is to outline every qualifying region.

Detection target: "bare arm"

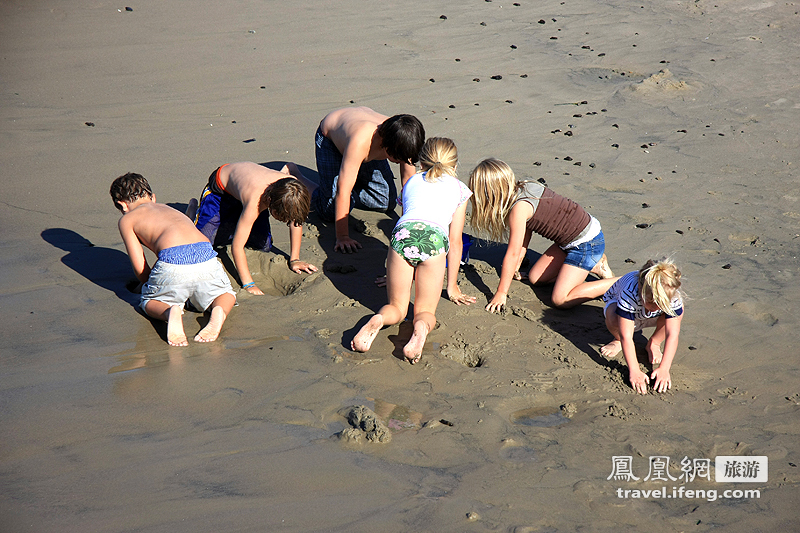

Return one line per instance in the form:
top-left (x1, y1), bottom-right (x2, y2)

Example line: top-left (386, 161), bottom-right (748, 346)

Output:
top-left (231, 204), bottom-right (262, 295)
top-left (651, 313), bottom-right (682, 392)
top-left (287, 223), bottom-right (317, 274)
top-left (333, 138), bottom-right (369, 253)
top-left (619, 316), bottom-right (649, 394)
top-left (446, 202), bottom-right (476, 306)
top-left (119, 217), bottom-right (151, 283)
top-left (399, 161), bottom-right (416, 187)
top-left (486, 202), bottom-right (532, 312)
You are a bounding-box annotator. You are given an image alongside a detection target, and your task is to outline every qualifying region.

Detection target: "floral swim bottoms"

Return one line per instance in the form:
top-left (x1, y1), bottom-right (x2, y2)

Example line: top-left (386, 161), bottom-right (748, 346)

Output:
top-left (390, 221), bottom-right (449, 266)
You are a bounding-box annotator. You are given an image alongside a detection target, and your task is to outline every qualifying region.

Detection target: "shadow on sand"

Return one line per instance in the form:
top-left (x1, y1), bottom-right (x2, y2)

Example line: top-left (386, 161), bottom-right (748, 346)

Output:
top-left (41, 227), bottom-right (171, 342)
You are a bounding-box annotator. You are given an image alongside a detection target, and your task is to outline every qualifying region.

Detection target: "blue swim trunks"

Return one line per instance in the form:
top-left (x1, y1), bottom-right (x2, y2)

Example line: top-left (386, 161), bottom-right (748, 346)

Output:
top-left (194, 166), bottom-right (272, 252)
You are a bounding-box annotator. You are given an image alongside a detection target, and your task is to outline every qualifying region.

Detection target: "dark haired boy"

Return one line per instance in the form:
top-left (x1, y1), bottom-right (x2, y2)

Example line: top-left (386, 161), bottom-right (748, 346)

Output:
top-left (190, 162), bottom-right (317, 295)
top-left (110, 173), bottom-right (236, 346)
top-left (313, 107), bottom-right (425, 253)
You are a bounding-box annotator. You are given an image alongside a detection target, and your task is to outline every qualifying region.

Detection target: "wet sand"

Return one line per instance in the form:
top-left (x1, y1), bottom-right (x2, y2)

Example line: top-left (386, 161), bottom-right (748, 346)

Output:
top-left (1, 0), bottom-right (798, 531)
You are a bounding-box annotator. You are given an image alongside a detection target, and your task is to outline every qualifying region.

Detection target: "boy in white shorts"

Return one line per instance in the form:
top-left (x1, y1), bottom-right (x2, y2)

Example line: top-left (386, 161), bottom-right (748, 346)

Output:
top-left (111, 172), bottom-right (236, 346)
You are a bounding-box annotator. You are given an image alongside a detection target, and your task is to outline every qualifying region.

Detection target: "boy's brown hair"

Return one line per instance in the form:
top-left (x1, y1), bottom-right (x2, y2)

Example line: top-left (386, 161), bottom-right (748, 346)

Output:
top-left (260, 178), bottom-right (310, 226)
top-left (110, 172), bottom-right (153, 212)
top-left (377, 114), bottom-right (425, 165)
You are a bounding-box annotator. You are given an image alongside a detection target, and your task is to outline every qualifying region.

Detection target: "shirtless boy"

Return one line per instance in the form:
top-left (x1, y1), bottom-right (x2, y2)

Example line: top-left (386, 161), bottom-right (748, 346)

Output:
top-left (111, 173), bottom-right (236, 346)
top-left (313, 107), bottom-right (425, 253)
top-left (191, 162), bottom-right (318, 295)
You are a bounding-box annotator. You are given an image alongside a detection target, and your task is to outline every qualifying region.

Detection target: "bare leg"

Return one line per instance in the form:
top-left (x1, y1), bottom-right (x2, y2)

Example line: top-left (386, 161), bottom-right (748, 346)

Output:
top-left (352, 314), bottom-right (384, 352)
top-left (513, 244), bottom-right (527, 281)
top-left (195, 293), bottom-right (236, 343)
top-left (551, 263), bottom-right (620, 309)
top-left (352, 250), bottom-right (413, 352)
top-left (646, 315), bottom-right (667, 364)
top-left (600, 303), bottom-right (622, 358)
top-left (647, 344), bottom-right (663, 365)
top-left (144, 300), bottom-right (188, 346)
top-left (166, 305), bottom-right (188, 346)
top-left (527, 244), bottom-right (565, 285)
top-left (403, 319), bottom-right (430, 364)
top-left (403, 254), bottom-right (446, 364)
top-left (590, 253), bottom-right (614, 279)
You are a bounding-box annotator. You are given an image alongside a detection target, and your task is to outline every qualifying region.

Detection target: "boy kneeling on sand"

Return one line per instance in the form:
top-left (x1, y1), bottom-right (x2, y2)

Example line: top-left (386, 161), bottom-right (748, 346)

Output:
top-left (189, 161), bottom-right (318, 295)
top-left (111, 173), bottom-right (236, 346)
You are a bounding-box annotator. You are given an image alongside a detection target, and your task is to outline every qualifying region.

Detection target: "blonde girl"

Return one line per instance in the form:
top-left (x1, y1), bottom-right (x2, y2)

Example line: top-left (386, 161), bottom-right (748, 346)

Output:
top-left (601, 258), bottom-right (684, 394)
top-left (351, 138), bottom-right (476, 363)
top-left (468, 158), bottom-right (617, 313)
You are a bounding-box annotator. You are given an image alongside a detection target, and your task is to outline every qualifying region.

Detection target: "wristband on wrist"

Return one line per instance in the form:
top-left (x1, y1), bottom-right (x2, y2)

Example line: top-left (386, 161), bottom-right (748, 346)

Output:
top-left (289, 259), bottom-right (301, 264)
top-left (242, 282), bottom-right (256, 289)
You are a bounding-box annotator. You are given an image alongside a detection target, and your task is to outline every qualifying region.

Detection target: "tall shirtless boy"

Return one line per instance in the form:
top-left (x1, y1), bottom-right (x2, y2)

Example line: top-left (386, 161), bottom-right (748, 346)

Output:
top-left (191, 162), bottom-right (318, 295)
top-left (313, 107), bottom-right (425, 253)
top-left (111, 173), bottom-right (236, 346)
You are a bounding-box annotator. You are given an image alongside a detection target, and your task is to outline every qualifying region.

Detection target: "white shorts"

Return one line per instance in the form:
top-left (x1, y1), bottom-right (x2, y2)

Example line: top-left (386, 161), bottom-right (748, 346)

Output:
top-left (140, 258), bottom-right (235, 313)
top-left (604, 301), bottom-right (658, 331)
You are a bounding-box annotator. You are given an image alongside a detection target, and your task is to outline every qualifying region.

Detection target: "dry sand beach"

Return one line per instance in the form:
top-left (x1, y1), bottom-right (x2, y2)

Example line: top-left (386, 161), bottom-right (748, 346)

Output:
top-left (1, 0), bottom-right (799, 531)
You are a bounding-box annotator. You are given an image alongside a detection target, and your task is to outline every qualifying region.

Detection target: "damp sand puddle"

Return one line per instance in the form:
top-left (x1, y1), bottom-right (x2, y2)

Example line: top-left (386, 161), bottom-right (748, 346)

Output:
top-left (511, 406), bottom-right (571, 428)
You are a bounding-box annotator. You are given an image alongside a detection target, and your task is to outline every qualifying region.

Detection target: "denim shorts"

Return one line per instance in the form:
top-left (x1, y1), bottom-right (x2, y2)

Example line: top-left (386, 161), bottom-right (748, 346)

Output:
top-left (562, 230), bottom-right (605, 271)
top-left (311, 127), bottom-right (397, 221)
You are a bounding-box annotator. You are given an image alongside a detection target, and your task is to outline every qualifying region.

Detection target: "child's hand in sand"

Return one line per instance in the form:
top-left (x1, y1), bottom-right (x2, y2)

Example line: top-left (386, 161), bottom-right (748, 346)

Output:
top-left (289, 259), bottom-right (318, 274)
top-left (243, 283), bottom-right (264, 296)
top-left (629, 369), bottom-right (650, 394)
top-left (650, 367), bottom-right (672, 393)
top-left (334, 236), bottom-right (362, 253)
top-left (485, 292), bottom-right (507, 313)
top-left (448, 287), bottom-right (477, 306)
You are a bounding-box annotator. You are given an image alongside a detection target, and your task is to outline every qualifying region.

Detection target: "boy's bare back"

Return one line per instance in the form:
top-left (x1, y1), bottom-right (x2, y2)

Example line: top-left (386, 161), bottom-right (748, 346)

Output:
top-left (319, 107), bottom-right (389, 162)
top-left (120, 202), bottom-right (209, 255)
top-left (217, 162), bottom-right (292, 207)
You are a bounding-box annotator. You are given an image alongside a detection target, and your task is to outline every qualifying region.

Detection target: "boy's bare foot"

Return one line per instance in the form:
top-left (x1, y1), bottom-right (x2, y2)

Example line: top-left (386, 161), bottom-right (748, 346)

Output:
top-left (351, 314), bottom-right (383, 352)
top-left (647, 344), bottom-right (663, 365)
top-left (167, 305), bottom-right (188, 346)
top-left (403, 321), bottom-right (429, 365)
top-left (591, 254), bottom-right (614, 279)
top-left (195, 306), bottom-right (227, 343)
top-left (600, 339), bottom-right (621, 358)
top-left (185, 198), bottom-right (198, 221)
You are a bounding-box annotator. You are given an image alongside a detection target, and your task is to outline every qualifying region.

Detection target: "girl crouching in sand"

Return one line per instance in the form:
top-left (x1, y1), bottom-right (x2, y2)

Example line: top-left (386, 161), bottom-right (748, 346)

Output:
top-left (601, 258), bottom-right (684, 394)
top-left (351, 137), bottom-right (476, 364)
top-left (468, 158), bottom-right (617, 312)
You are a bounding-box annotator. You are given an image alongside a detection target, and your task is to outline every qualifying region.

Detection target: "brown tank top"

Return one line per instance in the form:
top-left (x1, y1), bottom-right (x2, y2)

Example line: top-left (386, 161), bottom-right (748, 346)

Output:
top-left (516, 181), bottom-right (590, 246)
